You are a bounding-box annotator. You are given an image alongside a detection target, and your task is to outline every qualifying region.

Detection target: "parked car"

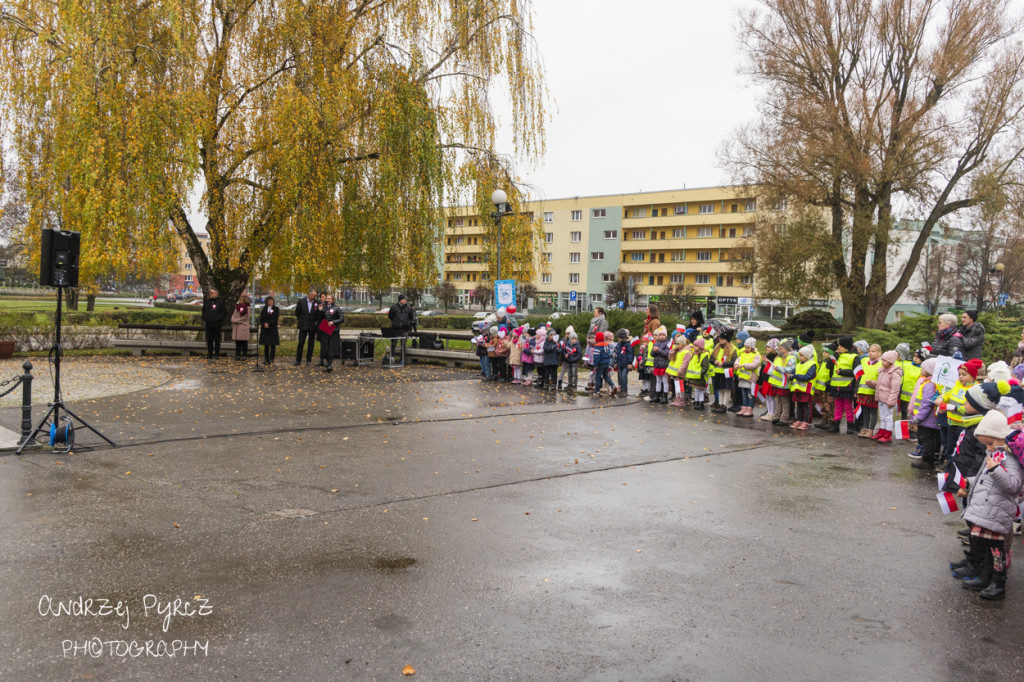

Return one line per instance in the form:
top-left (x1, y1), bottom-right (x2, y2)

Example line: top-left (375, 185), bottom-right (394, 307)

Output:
top-left (165, 293), bottom-right (179, 302)
top-left (548, 312), bottom-right (567, 320)
top-left (708, 317), bottom-right (736, 327)
top-left (418, 310), bottom-right (445, 317)
top-left (351, 307), bottom-right (376, 313)
top-left (375, 308), bottom-right (390, 314)
top-left (742, 320), bottom-right (781, 333)
top-left (473, 312), bottom-right (489, 319)
top-left (187, 299), bottom-right (204, 306)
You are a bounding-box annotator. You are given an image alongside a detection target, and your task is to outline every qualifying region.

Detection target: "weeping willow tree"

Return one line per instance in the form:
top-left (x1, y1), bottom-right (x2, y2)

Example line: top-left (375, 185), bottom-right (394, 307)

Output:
top-left (0, 1), bottom-right (547, 304)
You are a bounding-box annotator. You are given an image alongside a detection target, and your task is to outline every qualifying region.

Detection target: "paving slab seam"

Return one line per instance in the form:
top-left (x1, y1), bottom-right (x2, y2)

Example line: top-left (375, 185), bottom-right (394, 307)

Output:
top-left (1, 398), bottom-right (652, 457)
top-left (269, 440), bottom-right (776, 520)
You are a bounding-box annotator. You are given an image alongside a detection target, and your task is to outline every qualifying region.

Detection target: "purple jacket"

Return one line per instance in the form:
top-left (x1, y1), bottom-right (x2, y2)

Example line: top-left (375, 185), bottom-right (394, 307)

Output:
top-left (911, 380), bottom-right (939, 429)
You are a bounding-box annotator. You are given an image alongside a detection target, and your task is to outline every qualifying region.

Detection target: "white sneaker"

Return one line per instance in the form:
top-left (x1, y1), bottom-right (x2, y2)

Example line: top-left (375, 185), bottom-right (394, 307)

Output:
top-left (759, 412), bottom-right (774, 421)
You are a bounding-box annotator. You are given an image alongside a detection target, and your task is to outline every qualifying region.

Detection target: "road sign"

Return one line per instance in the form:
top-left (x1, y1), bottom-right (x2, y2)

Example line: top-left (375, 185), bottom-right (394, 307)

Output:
top-left (998, 292), bottom-right (1010, 306)
top-left (569, 290), bottom-right (577, 303)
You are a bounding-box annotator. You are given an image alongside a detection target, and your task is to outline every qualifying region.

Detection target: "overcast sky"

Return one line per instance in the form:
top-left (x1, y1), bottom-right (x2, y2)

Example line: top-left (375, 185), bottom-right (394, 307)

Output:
top-left (508, 0), bottom-right (759, 201)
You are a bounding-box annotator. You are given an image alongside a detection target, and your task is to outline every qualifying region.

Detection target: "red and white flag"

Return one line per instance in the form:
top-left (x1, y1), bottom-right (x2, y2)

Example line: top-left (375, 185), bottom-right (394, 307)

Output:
top-left (815, 403), bottom-right (823, 414)
top-left (676, 324), bottom-right (686, 333)
top-left (937, 470), bottom-right (966, 491)
top-left (855, 405), bottom-right (862, 420)
top-left (854, 365), bottom-right (865, 380)
top-left (892, 421), bottom-right (911, 439)
top-left (922, 342), bottom-right (933, 353)
top-left (937, 491), bottom-right (960, 514)
top-left (723, 367), bottom-right (734, 378)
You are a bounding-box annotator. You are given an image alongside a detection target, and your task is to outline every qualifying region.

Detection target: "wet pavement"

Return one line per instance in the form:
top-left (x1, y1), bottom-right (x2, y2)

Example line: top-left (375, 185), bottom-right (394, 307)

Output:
top-left (1, 357), bottom-right (1022, 681)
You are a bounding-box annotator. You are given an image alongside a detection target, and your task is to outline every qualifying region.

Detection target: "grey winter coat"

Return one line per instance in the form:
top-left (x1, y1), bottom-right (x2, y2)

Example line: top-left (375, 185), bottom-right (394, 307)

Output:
top-left (958, 322), bottom-right (986, 361)
top-left (587, 314), bottom-right (609, 338)
top-left (963, 451), bottom-right (1023, 535)
top-left (651, 339), bottom-right (671, 370)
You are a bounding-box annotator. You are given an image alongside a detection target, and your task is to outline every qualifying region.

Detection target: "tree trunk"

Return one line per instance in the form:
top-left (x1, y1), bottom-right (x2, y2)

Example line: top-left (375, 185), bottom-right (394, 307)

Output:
top-left (86, 294), bottom-right (96, 312)
top-left (65, 288), bottom-right (79, 311)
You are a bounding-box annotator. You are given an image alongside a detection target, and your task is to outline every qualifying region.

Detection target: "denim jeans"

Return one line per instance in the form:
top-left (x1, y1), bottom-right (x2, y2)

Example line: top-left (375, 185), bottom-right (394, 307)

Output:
top-left (594, 366), bottom-right (613, 391)
top-left (479, 354), bottom-right (490, 377)
top-left (741, 386), bottom-right (754, 407)
top-left (617, 367), bottom-right (629, 392)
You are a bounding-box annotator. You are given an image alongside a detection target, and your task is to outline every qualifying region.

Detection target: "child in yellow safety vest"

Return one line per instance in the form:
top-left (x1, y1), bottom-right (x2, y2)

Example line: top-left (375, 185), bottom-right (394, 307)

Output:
top-left (789, 345), bottom-right (818, 430)
top-left (812, 345), bottom-right (835, 430)
top-left (686, 337), bottom-right (711, 410)
top-left (856, 344), bottom-right (883, 438)
top-left (667, 334), bottom-right (691, 408)
top-left (734, 337), bottom-right (762, 417)
top-left (937, 358), bottom-right (983, 462)
top-left (770, 339), bottom-right (797, 426)
top-left (710, 330), bottom-right (738, 414)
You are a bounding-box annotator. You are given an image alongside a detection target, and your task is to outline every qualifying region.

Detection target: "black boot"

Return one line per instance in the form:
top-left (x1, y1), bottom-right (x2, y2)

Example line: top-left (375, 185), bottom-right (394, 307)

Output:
top-left (911, 459), bottom-right (935, 470)
top-left (827, 420), bottom-right (840, 433)
top-left (660, 392), bottom-right (669, 404)
top-left (980, 573), bottom-right (1006, 600)
top-left (962, 563), bottom-right (993, 591)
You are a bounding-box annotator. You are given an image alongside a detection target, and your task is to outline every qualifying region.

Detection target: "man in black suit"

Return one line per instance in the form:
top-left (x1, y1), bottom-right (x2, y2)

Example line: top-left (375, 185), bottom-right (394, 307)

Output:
top-left (201, 288), bottom-right (227, 359)
top-left (295, 288), bottom-right (320, 365)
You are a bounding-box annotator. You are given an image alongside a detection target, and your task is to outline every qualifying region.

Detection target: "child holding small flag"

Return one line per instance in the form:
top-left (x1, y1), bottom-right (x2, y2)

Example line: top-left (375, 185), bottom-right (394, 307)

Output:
top-left (685, 337), bottom-right (711, 410)
top-left (909, 358), bottom-right (940, 470)
top-left (769, 339), bottom-right (796, 426)
top-left (561, 331), bottom-right (581, 391)
top-left (813, 344), bottom-right (836, 429)
top-left (667, 334), bottom-right (691, 407)
top-left (759, 339), bottom-right (780, 421)
top-left (789, 345), bottom-right (817, 430)
top-left (611, 329), bottom-right (634, 396)
top-left (872, 350), bottom-right (903, 444)
top-left (827, 336), bottom-right (861, 434)
top-left (856, 344), bottom-right (883, 438)
top-left (954, 411), bottom-right (1023, 600)
top-left (710, 330), bottom-right (737, 413)
top-left (735, 337), bottom-right (762, 417)
top-left (648, 326), bottom-right (672, 404)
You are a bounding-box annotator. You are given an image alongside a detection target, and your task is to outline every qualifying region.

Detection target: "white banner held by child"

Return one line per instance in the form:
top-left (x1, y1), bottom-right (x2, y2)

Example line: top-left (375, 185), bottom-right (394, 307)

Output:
top-left (931, 355), bottom-right (964, 390)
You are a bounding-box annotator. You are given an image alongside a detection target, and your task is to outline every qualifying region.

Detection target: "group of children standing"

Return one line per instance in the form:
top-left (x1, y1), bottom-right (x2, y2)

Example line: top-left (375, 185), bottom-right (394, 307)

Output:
top-left (474, 317), bottom-right (1024, 601)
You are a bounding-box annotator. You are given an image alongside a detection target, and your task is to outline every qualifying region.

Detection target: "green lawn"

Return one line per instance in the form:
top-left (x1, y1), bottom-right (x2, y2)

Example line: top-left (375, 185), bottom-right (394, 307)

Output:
top-left (0, 298), bottom-right (175, 313)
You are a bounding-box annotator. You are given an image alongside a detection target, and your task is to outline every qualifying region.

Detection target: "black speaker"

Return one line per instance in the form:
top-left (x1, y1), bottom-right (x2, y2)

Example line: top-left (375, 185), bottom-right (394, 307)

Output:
top-left (40, 229), bottom-right (80, 288)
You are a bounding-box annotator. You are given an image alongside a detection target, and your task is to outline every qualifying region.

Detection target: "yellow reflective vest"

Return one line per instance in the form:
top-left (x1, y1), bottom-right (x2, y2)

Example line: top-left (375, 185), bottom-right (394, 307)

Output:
top-left (900, 361), bottom-right (921, 402)
top-left (735, 349), bottom-right (761, 382)
top-left (667, 346), bottom-right (689, 377)
top-left (685, 350), bottom-right (710, 381)
top-left (830, 353), bottom-right (857, 389)
top-left (711, 345), bottom-right (735, 377)
top-left (943, 381), bottom-right (969, 426)
top-left (792, 359), bottom-right (817, 393)
top-left (857, 360), bottom-right (881, 396)
top-left (644, 341), bottom-right (655, 368)
top-left (768, 354), bottom-right (791, 390)
top-left (813, 358), bottom-right (832, 392)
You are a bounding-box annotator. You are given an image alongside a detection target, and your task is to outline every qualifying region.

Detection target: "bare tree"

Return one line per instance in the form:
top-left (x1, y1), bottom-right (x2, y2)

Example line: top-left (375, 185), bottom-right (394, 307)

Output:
top-left (433, 281), bottom-right (458, 313)
top-left (604, 271), bottom-right (639, 309)
top-left (908, 243), bottom-right (957, 314)
top-left (722, 0), bottom-right (1024, 330)
top-left (658, 282), bottom-right (700, 317)
top-left (518, 281), bottom-right (537, 310)
top-left (472, 282), bottom-right (493, 309)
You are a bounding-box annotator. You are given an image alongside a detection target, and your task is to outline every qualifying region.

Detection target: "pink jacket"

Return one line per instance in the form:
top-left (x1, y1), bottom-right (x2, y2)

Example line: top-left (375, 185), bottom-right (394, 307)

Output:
top-left (874, 352), bottom-right (903, 406)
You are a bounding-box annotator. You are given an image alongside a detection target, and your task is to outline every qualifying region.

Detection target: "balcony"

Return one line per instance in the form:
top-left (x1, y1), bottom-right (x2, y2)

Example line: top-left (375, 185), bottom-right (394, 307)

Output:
top-left (620, 237), bottom-right (746, 251)
top-left (445, 243), bottom-right (485, 254)
top-left (443, 262), bottom-right (486, 272)
top-left (621, 212), bottom-right (756, 228)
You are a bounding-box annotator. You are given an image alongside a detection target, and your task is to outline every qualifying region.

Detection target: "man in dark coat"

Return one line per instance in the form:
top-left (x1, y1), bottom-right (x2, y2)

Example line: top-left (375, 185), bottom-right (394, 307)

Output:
top-left (388, 294), bottom-right (414, 358)
top-left (294, 289), bottom-right (319, 365)
top-left (959, 309), bottom-right (986, 361)
top-left (201, 287), bottom-right (227, 359)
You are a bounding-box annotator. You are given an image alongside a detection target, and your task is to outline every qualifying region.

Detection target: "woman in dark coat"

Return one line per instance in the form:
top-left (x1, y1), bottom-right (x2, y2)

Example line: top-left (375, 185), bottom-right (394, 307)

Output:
top-left (312, 293), bottom-right (327, 366)
top-left (259, 296), bottom-right (280, 365)
top-left (319, 294), bottom-right (344, 372)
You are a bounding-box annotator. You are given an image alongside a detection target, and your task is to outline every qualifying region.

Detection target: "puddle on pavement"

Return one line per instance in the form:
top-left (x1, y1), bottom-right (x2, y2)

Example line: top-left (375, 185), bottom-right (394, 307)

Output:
top-left (372, 557), bottom-right (418, 571)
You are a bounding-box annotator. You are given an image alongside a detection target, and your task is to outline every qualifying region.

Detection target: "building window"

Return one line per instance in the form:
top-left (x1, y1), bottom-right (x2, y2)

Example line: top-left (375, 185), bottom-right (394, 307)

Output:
top-left (695, 274), bottom-right (710, 285)
top-left (631, 207), bottom-right (647, 218)
top-left (591, 252), bottom-right (604, 261)
top-left (455, 217), bottom-right (465, 226)
top-left (544, 211), bottom-right (554, 222)
top-left (743, 226), bottom-right (753, 237)
top-left (570, 252), bottom-right (581, 263)
top-left (631, 253), bottom-right (645, 262)
top-left (672, 228), bottom-right (686, 238)
top-left (604, 230), bottom-right (618, 239)
top-left (592, 208), bottom-right (606, 218)
top-left (741, 275), bottom-right (753, 286)
top-left (570, 231), bottom-right (581, 242)
top-left (590, 293), bottom-right (603, 303)
top-left (727, 227), bottom-right (737, 238)
top-left (773, 199), bottom-right (788, 211)
top-left (699, 204), bottom-right (715, 214)
top-left (545, 232), bottom-right (554, 243)
top-left (745, 200), bottom-right (757, 212)
top-left (660, 207), bottom-right (668, 217)
top-left (453, 236), bottom-right (465, 245)
top-left (658, 253), bottom-right (665, 263)
top-left (544, 253), bottom-right (552, 262)
top-left (454, 273), bottom-right (464, 281)
top-left (717, 276), bottom-right (724, 286)
top-left (631, 230), bottom-right (646, 239)
top-left (542, 273), bottom-right (552, 284)
top-left (656, 275), bottom-right (664, 285)
top-left (184, 274), bottom-right (192, 282)
top-left (731, 204), bottom-right (739, 213)
top-left (670, 274), bottom-right (683, 284)
top-left (569, 273), bottom-right (580, 284)
top-left (571, 210), bottom-right (582, 221)
top-left (671, 251), bottom-right (686, 261)
top-left (602, 273), bottom-right (616, 282)
top-left (697, 251), bottom-right (712, 261)
top-left (698, 227), bottom-right (713, 238)
top-left (674, 205), bottom-right (688, 215)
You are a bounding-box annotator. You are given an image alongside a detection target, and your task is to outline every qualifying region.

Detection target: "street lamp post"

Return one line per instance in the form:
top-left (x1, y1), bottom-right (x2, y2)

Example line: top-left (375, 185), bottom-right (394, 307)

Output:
top-left (994, 261), bottom-right (1006, 309)
top-left (490, 189), bottom-right (513, 283)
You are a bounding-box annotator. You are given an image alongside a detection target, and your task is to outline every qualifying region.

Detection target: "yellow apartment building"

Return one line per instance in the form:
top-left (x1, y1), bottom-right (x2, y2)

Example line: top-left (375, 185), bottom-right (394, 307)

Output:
top-left (444, 185), bottom-right (762, 319)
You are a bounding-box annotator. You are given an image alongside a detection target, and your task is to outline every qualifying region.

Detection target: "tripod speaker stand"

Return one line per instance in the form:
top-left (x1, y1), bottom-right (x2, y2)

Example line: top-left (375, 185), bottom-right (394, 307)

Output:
top-left (16, 285), bottom-right (116, 454)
